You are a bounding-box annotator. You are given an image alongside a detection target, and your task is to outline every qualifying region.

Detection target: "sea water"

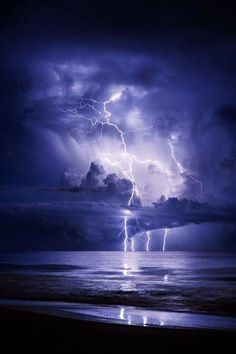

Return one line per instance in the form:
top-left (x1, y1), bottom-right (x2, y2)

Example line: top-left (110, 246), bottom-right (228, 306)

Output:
top-left (0, 251), bottom-right (236, 324)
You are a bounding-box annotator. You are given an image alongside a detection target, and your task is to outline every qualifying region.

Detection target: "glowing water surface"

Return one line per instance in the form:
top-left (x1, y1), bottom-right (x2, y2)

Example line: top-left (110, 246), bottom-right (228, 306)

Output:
top-left (0, 252), bottom-right (236, 320)
top-left (0, 299), bottom-right (235, 330)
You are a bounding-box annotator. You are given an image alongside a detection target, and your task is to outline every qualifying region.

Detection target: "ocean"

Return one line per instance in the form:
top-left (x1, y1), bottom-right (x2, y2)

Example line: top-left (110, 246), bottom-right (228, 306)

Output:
top-left (0, 251), bottom-right (236, 329)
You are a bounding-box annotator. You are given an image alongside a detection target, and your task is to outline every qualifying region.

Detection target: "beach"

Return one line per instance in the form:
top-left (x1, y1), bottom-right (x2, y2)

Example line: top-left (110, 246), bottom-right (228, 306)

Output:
top-left (1, 306), bottom-right (235, 354)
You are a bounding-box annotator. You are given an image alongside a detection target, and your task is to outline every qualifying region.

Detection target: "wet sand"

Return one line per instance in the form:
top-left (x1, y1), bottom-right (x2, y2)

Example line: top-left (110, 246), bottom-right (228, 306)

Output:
top-left (0, 306), bottom-right (235, 353)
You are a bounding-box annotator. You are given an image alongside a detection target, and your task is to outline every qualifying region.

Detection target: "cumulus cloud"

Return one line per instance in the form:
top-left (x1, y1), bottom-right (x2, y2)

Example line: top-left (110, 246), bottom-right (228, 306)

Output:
top-left (80, 162), bottom-right (105, 188)
top-left (60, 162), bottom-right (142, 205)
top-left (60, 166), bottom-right (81, 187)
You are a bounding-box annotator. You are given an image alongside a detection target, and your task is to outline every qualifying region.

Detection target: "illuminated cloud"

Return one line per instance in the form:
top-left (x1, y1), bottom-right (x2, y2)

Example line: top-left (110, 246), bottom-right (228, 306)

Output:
top-left (1, 33), bottom-right (236, 205)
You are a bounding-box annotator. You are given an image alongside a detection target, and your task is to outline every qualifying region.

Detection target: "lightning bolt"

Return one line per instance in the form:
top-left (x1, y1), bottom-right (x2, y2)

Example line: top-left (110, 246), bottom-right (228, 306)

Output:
top-left (162, 228), bottom-right (169, 252)
top-left (54, 91), bottom-right (203, 252)
top-left (130, 237), bottom-right (135, 252)
top-left (57, 90), bottom-right (166, 252)
top-left (119, 216), bottom-right (129, 252)
top-left (78, 91), bottom-right (137, 205)
top-left (143, 316), bottom-right (148, 327)
top-left (146, 231), bottom-right (151, 252)
top-left (119, 307), bottom-right (125, 320)
top-left (119, 216), bottom-right (140, 252)
top-left (169, 138), bottom-right (203, 199)
top-left (55, 90), bottom-right (171, 206)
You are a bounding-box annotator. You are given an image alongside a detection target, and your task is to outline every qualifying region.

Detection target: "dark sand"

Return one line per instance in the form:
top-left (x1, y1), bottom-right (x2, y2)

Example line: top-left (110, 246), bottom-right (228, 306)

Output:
top-left (0, 307), bottom-right (235, 354)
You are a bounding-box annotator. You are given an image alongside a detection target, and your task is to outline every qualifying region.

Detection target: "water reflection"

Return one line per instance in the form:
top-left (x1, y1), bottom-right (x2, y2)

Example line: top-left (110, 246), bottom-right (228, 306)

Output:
top-left (119, 307), bottom-right (161, 327)
top-left (143, 316), bottom-right (148, 327)
top-left (1, 299), bottom-right (235, 330)
top-left (119, 307), bottom-right (125, 320)
top-left (122, 263), bottom-right (130, 276)
top-left (118, 309), bottom-right (165, 328)
top-left (163, 274), bottom-right (169, 282)
top-left (120, 253), bottom-right (140, 292)
top-left (120, 282), bottom-right (136, 292)
top-left (121, 253), bottom-right (140, 275)
top-left (2, 250), bottom-right (236, 320)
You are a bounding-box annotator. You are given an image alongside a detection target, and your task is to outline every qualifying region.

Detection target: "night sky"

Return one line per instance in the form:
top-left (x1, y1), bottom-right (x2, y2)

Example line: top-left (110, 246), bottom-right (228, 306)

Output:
top-left (1, 1), bottom-right (236, 250)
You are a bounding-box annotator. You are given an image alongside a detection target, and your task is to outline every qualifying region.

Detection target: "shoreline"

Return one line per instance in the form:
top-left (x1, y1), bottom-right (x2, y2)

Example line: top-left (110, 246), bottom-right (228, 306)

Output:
top-left (1, 306), bottom-right (236, 353)
top-left (0, 299), bottom-right (236, 330)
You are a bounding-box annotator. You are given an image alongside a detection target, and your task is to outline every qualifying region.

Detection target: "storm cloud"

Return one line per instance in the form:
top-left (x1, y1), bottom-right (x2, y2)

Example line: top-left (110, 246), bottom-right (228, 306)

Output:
top-left (1, 42), bottom-right (236, 205)
top-left (0, 191), bottom-right (235, 251)
top-left (1, 1), bottom-right (236, 250)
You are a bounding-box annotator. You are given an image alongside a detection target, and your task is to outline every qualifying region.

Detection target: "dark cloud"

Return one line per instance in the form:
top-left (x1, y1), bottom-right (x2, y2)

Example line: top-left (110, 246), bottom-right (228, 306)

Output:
top-left (103, 173), bottom-right (141, 206)
top-left (152, 197), bottom-right (235, 224)
top-left (80, 162), bottom-right (105, 188)
top-left (0, 189), bottom-right (235, 250)
top-left (216, 105), bottom-right (236, 127)
top-left (104, 173), bottom-right (132, 194)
